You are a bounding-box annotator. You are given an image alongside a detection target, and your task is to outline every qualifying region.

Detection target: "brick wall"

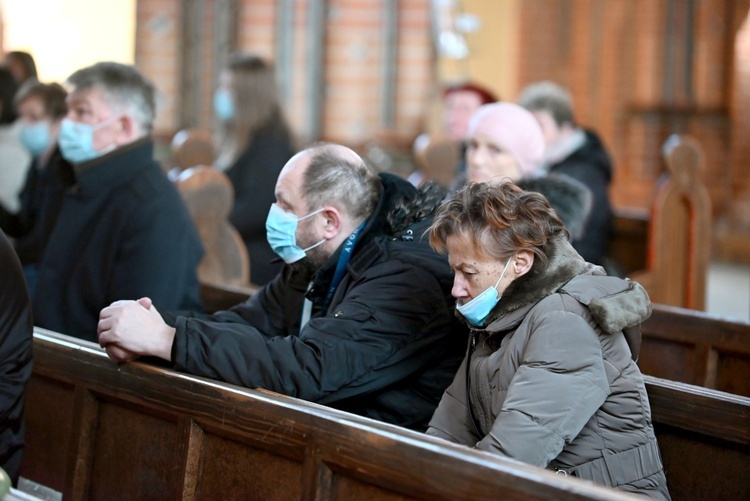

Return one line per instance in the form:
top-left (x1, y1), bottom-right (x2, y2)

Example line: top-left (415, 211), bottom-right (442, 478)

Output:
top-left (134, 0), bottom-right (748, 253)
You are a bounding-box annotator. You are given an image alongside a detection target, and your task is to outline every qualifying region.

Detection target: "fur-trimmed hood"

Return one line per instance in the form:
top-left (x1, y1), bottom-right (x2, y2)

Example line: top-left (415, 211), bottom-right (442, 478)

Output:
top-left (478, 233), bottom-right (652, 339)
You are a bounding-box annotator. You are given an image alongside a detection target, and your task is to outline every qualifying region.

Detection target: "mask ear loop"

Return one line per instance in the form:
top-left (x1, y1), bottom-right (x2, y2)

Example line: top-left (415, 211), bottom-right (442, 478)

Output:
top-left (491, 255), bottom-right (514, 298)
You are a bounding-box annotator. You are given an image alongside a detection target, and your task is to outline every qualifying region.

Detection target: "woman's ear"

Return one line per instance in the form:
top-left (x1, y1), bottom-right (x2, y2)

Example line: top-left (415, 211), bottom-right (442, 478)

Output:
top-left (514, 250), bottom-right (535, 278)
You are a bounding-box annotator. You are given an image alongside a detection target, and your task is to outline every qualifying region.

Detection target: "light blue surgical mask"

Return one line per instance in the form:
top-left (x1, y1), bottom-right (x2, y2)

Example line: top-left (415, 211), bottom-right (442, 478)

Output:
top-left (266, 203), bottom-right (326, 264)
top-left (19, 121), bottom-right (52, 156)
top-left (213, 88), bottom-right (234, 121)
top-left (58, 117), bottom-right (117, 164)
top-left (456, 256), bottom-right (514, 327)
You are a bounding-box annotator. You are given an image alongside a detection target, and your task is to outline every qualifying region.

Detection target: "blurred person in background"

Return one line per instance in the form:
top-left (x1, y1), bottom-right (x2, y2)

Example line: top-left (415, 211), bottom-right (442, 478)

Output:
top-left (214, 53), bottom-right (297, 286)
top-left (459, 101), bottom-right (592, 243)
top-left (519, 81), bottom-right (613, 266)
top-left (0, 82), bottom-right (68, 293)
top-left (3, 51), bottom-right (38, 87)
top-left (32, 62), bottom-right (203, 341)
top-left (0, 68), bottom-right (31, 215)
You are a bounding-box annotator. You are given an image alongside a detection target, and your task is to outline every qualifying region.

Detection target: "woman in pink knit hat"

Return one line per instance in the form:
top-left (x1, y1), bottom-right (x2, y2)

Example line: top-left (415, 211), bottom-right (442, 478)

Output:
top-left (462, 102), bottom-right (592, 242)
top-left (465, 102), bottom-right (545, 182)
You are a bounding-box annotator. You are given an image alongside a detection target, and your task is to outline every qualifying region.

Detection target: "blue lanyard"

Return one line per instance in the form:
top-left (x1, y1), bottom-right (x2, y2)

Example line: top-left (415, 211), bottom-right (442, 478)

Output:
top-left (322, 220), bottom-right (366, 311)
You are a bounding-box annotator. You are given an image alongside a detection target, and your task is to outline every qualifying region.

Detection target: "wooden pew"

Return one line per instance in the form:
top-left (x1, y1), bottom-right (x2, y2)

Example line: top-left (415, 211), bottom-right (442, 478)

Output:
top-left (639, 304), bottom-right (750, 397)
top-left (175, 166), bottom-right (251, 288)
top-left (615, 134), bottom-right (712, 310)
top-left (22, 329), bottom-right (750, 500)
top-left (170, 128), bottom-right (215, 171)
top-left (23, 329), bottom-right (635, 501)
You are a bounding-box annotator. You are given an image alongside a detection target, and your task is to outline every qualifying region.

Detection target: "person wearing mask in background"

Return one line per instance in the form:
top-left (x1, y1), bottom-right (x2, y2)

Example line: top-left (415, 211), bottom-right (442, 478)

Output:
top-left (214, 53), bottom-right (297, 286)
top-left (459, 101), bottom-right (593, 244)
top-left (0, 229), bottom-right (33, 487)
top-left (33, 62), bottom-right (204, 341)
top-left (0, 82), bottom-right (67, 294)
top-left (3, 51), bottom-right (38, 88)
top-left (0, 67), bottom-right (31, 215)
top-left (519, 81), bottom-right (613, 266)
top-left (426, 182), bottom-right (670, 500)
top-left (97, 143), bottom-right (467, 431)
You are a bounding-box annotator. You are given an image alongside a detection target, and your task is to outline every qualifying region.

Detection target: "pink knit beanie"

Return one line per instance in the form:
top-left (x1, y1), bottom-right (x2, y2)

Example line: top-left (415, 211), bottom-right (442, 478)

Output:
top-left (466, 102), bottom-right (545, 176)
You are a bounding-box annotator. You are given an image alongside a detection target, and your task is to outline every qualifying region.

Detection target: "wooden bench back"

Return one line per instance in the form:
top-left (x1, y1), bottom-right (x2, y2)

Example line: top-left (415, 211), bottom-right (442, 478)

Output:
top-left (639, 304), bottom-right (750, 397)
top-left (22, 330), bottom-right (750, 500)
top-left (175, 166), bottom-right (250, 287)
top-left (22, 330), bottom-right (636, 501)
top-left (171, 128), bottom-right (215, 171)
top-left (413, 134), bottom-right (463, 187)
top-left (630, 134), bottom-right (712, 310)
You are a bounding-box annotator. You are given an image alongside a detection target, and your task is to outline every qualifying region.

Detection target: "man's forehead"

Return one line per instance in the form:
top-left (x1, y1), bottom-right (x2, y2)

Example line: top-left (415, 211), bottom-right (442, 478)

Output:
top-left (275, 151), bottom-right (311, 208)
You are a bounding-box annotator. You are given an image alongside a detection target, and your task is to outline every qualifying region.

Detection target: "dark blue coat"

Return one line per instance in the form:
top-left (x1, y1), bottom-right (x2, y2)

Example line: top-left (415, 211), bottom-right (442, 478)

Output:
top-left (33, 139), bottom-right (204, 342)
top-left (164, 174), bottom-right (467, 430)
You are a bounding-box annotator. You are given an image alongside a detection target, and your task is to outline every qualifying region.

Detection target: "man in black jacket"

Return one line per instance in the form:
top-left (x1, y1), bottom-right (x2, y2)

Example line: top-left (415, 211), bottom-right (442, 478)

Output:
top-left (32, 62), bottom-right (203, 341)
top-left (519, 81), bottom-right (614, 265)
top-left (0, 229), bottom-right (33, 485)
top-left (98, 144), bottom-right (467, 430)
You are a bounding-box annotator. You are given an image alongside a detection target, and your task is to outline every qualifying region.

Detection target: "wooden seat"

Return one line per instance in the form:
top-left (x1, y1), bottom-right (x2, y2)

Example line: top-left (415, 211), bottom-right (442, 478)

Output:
top-left (171, 128), bottom-right (215, 171)
top-left (627, 134), bottom-right (712, 310)
top-left (174, 166), bottom-right (250, 288)
top-left (412, 133), bottom-right (463, 187)
top-left (21, 329), bottom-right (750, 500)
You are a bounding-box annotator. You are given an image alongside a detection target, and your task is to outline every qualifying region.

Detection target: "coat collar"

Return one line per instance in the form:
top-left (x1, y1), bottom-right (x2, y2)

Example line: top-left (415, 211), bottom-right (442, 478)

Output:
top-left (481, 233), bottom-right (586, 330)
top-left (72, 138), bottom-right (154, 197)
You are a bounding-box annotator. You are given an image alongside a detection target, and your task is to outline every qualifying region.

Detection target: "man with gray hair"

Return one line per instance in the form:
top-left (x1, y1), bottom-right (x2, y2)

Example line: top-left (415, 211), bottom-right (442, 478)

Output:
top-left (33, 62), bottom-right (203, 341)
top-left (98, 143), bottom-right (467, 430)
top-left (518, 81), bottom-right (613, 266)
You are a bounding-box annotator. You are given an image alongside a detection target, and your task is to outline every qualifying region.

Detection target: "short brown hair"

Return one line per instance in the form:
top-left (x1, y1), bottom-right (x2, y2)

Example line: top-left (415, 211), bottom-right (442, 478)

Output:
top-left (14, 81), bottom-right (68, 120)
top-left (429, 181), bottom-right (567, 268)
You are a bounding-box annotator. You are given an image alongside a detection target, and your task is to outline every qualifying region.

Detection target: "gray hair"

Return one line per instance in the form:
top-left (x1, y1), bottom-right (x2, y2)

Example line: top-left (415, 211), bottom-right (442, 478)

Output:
top-left (518, 81), bottom-right (575, 127)
top-left (302, 144), bottom-right (382, 223)
top-left (66, 62), bottom-right (156, 133)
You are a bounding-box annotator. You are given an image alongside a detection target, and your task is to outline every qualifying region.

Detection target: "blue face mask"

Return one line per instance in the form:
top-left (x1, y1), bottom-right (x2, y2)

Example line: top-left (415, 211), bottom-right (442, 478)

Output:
top-left (266, 203), bottom-right (326, 264)
top-left (58, 117), bottom-right (117, 164)
top-left (213, 88), bottom-right (234, 121)
top-left (19, 121), bottom-right (52, 156)
top-left (456, 256), bottom-right (514, 327)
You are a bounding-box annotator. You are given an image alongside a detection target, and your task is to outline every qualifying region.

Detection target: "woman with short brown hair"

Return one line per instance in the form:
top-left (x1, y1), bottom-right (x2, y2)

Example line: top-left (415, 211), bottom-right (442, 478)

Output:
top-left (427, 181), bottom-right (670, 500)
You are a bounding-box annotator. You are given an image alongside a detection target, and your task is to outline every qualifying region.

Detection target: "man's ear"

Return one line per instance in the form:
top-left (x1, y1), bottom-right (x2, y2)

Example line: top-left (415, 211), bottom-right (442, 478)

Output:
top-left (321, 207), bottom-right (343, 239)
top-left (115, 114), bottom-right (138, 145)
top-left (514, 250), bottom-right (535, 278)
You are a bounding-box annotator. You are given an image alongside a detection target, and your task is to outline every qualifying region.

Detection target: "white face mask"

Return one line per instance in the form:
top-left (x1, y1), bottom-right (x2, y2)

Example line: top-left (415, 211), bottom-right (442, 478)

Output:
top-left (456, 256), bottom-right (513, 327)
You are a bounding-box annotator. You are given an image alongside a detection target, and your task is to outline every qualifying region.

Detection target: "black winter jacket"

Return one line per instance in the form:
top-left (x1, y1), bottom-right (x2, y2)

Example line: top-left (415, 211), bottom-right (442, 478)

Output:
top-left (548, 130), bottom-right (613, 265)
top-left (0, 230), bottom-right (33, 485)
top-left (33, 139), bottom-right (204, 342)
top-left (164, 173), bottom-right (468, 430)
top-left (0, 149), bottom-right (69, 267)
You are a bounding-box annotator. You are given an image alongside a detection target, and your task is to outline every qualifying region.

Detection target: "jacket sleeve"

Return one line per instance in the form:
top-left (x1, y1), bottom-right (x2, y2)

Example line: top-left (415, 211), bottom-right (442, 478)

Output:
top-left (171, 257), bottom-right (452, 403)
top-left (476, 308), bottom-right (610, 467)
top-left (425, 354), bottom-right (481, 446)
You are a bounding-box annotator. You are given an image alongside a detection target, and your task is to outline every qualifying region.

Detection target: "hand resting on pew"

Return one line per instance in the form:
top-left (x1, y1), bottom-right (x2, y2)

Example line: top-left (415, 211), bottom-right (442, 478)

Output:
top-left (98, 297), bottom-right (175, 362)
